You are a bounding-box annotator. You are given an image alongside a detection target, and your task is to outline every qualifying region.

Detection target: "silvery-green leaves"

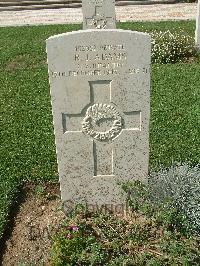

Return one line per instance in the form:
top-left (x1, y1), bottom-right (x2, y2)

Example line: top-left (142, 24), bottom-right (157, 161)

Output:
top-left (149, 163), bottom-right (200, 232)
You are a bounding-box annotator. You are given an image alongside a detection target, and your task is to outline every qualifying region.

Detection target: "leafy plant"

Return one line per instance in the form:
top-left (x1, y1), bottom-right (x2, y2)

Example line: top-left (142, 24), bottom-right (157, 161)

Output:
top-left (35, 184), bottom-right (45, 197)
top-left (150, 30), bottom-right (197, 63)
top-left (149, 163), bottom-right (200, 233)
top-left (51, 222), bottom-right (109, 265)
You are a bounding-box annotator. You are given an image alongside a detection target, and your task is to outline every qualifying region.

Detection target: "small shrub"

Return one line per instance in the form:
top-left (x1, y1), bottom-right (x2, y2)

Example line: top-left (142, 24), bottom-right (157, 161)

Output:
top-left (51, 222), bottom-right (109, 265)
top-left (150, 30), bottom-right (197, 63)
top-left (125, 180), bottom-right (191, 235)
top-left (35, 184), bottom-right (45, 197)
top-left (149, 163), bottom-right (200, 233)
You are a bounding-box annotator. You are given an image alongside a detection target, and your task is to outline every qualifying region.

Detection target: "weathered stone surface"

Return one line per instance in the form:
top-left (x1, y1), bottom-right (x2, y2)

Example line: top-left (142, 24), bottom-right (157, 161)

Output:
top-left (196, 0), bottom-right (200, 48)
top-left (46, 29), bottom-right (151, 206)
top-left (82, 0), bottom-right (116, 29)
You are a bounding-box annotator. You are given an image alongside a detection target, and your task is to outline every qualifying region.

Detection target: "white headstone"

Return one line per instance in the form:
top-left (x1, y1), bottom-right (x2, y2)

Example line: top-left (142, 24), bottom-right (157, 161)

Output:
top-left (196, 0), bottom-right (200, 48)
top-left (46, 30), bottom-right (151, 207)
top-left (82, 0), bottom-right (116, 29)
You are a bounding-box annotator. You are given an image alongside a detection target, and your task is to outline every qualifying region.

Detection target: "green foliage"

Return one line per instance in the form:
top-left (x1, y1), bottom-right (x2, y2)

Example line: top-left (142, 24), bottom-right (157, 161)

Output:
top-left (125, 180), bottom-right (192, 236)
top-left (0, 177), bottom-right (20, 239)
top-left (119, 20), bottom-right (195, 36)
top-left (120, 21), bottom-right (198, 64)
top-left (150, 30), bottom-right (197, 63)
top-left (149, 163), bottom-right (200, 233)
top-left (35, 184), bottom-right (45, 197)
top-left (51, 179), bottom-right (200, 265)
top-left (51, 223), bottom-right (109, 265)
top-left (150, 63), bottom-right (200, 168)
top-left (126, 163), bottom-right (200, 236)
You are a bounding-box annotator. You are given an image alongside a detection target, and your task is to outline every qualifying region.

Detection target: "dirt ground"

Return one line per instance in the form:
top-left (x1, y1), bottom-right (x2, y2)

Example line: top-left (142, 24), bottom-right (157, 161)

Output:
top-left (1, 183), bottom-right (66, 266)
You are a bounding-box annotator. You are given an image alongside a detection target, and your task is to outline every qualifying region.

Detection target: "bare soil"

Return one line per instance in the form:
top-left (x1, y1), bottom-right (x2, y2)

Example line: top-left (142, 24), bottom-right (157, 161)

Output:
top-left (1, 182), bottom-right (66, 266)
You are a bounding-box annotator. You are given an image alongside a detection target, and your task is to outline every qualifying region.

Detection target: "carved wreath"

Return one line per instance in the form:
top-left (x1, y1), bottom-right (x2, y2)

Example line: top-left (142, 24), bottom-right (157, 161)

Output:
top-left (82, 103), bottom-right (122, 141)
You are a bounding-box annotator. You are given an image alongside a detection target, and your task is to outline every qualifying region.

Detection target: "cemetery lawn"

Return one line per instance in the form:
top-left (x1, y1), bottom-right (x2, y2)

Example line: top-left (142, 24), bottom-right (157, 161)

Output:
top-left (1, 20), bottom-right (200, 245)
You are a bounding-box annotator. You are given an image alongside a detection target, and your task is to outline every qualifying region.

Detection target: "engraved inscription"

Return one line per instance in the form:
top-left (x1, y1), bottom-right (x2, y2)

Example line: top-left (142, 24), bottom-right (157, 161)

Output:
top-left (89, 0), bottom-right (104, 4)
top-left (74, 52), bottom-right (127, 62)
top-left (51, 67), bottom-right (149, 78)
top-left (75, 44), bottom-right (125, 52)
top-left (82, 103), bottom-right (122, 141)
top-left (50, 42), bottom-right (150, 78)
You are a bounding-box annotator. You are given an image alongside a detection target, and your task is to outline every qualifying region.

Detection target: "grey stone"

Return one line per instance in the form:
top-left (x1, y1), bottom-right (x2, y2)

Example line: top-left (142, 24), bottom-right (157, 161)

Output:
top-left (46, 29), bottom-right (151, 207)
top-left (82, 0), bottom-right (116, 29)
top-left (196, 0), bottom-right (200, 48)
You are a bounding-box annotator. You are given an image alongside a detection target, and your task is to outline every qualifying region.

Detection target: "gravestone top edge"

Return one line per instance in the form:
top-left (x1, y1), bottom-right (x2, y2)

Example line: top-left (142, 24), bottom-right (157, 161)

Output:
top-left (46, 29), bottom-right (151, 43)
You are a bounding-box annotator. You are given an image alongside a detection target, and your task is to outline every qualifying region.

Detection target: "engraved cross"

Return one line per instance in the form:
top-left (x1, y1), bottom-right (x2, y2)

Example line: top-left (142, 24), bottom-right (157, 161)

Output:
top-left (82, 0), bottom-right (116, 30)
top-left (62, 80), bottom-right (141, 177)
top-left (85, 6), bottom-right (113, 29)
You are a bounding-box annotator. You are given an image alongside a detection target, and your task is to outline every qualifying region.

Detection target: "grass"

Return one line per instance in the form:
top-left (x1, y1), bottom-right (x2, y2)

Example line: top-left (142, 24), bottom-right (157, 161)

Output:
top-left (151, 63), bottom-right (200, 167)
top-left (0, 21), bottom-right (200, 240)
